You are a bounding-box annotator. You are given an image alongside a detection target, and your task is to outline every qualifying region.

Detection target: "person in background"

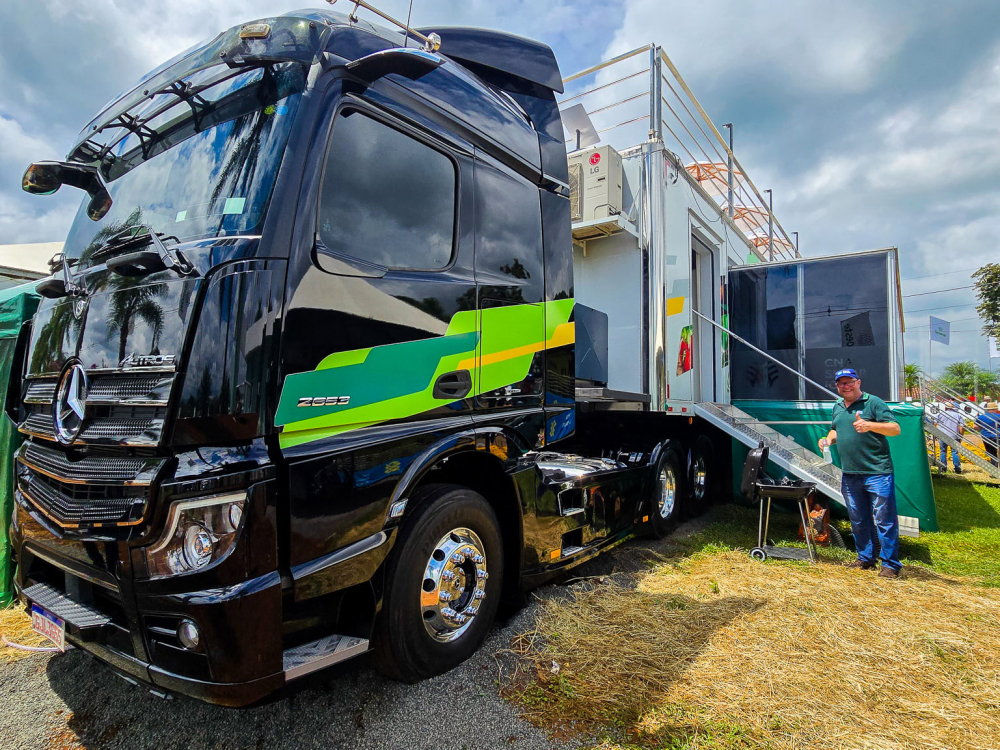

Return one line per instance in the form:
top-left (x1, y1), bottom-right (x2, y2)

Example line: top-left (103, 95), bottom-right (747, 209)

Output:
top-left (818, 369), bottom-right (903, 578)
top-left (935, 401), bottom-right (964, 473)
top-left (976, 402), bottom-right (1000, 468)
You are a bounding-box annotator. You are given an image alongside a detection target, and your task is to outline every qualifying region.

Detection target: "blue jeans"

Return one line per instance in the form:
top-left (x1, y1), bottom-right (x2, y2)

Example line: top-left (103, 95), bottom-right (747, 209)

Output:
top-left (841, 473), bottom-right (901, 571)
top-left (939, 444), bottom-right (960, 470)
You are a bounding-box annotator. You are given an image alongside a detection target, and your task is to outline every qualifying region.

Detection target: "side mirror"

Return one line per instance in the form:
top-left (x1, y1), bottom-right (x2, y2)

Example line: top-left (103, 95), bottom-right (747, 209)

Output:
top-left (22, 161), bottom-right (113, 220)
top-left (346, 47), bottom-right (442, 85)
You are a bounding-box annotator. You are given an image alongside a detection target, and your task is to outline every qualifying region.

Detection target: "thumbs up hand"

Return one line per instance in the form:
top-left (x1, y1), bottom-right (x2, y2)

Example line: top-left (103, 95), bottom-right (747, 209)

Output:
top-left (853, 413), bottom-right (872, 433)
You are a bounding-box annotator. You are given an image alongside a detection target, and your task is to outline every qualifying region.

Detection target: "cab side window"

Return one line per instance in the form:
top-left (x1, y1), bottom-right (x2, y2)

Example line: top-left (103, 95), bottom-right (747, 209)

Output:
top-left (317, 109), bottom-right (455, 270)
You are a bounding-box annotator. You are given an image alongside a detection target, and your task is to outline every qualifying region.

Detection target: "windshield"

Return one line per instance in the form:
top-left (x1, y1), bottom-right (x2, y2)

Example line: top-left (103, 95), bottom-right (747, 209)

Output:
top-left (62, 62), bottom-right (306, 266)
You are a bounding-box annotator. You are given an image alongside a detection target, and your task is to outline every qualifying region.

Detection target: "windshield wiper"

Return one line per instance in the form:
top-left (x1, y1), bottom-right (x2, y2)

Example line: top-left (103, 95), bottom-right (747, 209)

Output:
top-left (36, 253), bottom-right (85, 299)
top-left (94, 225), bottom-right (196, 278)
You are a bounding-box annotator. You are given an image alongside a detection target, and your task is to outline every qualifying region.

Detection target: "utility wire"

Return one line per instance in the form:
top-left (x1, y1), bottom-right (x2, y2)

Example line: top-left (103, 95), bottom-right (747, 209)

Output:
top-left (902, 285), bottom-right (974, 298)
top-left (904, 302), bottom-right (977, 314)
top-left (901, 266), bottom-right (981, 281)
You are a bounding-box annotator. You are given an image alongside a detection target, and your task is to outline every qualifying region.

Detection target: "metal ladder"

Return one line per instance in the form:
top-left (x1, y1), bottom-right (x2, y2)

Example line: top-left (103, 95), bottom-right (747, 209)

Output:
top-left (918, 373), bottom-right (1000, 480)
top-left (695, 402), bottom-right (845, 507)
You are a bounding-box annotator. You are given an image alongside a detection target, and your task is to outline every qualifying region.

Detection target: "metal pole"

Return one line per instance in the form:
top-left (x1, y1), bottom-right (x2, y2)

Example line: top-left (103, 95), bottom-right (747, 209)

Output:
top-left (765, 189), bottom-right (774, 261)
top-left (793, 231), bottom-right (799, 256)
top-left (654, 47), bottom-right (663, 140)
top-left (723, 123), bottom-right (734, 218)
top-left (929, 326), bottom-right (932, 379)
top-left (648, 44), bottom-right (657, 140)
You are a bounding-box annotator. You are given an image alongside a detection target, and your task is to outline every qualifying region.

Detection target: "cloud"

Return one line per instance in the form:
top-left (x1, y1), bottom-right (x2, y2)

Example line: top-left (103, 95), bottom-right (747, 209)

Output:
top-left (609, 0), bottom-right (911, 95)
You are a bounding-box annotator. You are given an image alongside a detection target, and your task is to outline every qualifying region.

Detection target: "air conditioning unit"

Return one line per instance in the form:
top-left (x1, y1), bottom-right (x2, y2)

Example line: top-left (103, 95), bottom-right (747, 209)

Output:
top-left (567, 145), bottom-right (623, 223)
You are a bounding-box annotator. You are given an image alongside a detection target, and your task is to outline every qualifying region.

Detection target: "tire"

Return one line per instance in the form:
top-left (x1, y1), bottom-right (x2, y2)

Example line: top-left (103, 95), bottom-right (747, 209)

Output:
top-left (649, 447), bottom-right (685, 538)
top-left (689, 435), bottom-right (717, 514)
top-left (373, 484), bottom-right (503, 683)
top-left (750, 547), bottom-right (768, 562)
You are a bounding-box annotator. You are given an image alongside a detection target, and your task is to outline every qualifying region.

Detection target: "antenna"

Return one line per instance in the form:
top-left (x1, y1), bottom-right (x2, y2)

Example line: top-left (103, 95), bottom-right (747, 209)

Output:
top-left (403, 0), bottom-right (414, 49)
top-left (561, 104), bottom-right (599, 151)
top-left (326, 0), bottom-right (441, 52)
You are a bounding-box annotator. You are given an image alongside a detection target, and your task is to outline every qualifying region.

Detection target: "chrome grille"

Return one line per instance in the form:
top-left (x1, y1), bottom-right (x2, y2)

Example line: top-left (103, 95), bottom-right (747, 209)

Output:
top-left (20, 372), bottom-right (173, 447)
top-left (24, 380), bottom-right (57, 404)
top-left (88, 375), bottom-right (171, 404)
top-left (16, 370), bottom-right (173, 531)
top-left (19, 442), bottom-right (164, 485)
top-left (18, 474), bottom-right (146, 526)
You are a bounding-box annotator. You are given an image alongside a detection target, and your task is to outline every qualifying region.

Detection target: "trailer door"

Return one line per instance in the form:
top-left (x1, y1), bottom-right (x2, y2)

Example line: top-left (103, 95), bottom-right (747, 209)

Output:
top-left (691, 233), bottom-right (719, 402)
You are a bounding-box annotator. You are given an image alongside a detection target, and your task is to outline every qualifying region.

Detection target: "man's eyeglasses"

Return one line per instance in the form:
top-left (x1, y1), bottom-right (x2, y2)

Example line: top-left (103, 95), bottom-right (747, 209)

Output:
top-left (836, 380), bottom-right (858, 388)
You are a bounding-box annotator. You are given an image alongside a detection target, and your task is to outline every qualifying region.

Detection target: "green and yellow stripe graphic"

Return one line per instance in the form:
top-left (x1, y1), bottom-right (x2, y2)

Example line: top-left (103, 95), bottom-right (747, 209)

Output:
top-left (276, 298), bottom-right (574, 449)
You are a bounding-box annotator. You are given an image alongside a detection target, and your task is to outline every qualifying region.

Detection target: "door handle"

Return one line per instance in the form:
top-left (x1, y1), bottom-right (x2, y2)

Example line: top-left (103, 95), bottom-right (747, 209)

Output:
top-left (433, 370), bottom-right (472, 400)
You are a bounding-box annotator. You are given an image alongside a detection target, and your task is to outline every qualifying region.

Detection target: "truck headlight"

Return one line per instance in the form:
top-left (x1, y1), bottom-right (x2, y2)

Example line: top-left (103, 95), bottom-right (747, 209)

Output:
top-left (146, 492), bottom-right (246, 578)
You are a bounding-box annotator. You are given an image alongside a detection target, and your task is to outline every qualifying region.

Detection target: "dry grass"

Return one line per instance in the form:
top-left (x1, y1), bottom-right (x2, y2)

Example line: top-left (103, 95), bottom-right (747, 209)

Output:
top-left (1, 602), bottom-right (54, 663)
top-left (508, 551), bottom-right (1000, 750)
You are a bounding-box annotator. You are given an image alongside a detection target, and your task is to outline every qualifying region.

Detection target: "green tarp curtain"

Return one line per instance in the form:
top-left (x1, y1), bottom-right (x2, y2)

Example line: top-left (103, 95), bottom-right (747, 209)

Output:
top-left (0, 282), bottom-right (40, 606)
top-left (731, 399), bottom-right (938, 532)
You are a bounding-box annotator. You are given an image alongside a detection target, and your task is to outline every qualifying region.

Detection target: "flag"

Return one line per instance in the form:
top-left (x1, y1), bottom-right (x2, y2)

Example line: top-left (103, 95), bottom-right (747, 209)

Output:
top-left (990, 336), bottom-right (1000, 359)
top-left (929, 316), bottom-right (950, 345)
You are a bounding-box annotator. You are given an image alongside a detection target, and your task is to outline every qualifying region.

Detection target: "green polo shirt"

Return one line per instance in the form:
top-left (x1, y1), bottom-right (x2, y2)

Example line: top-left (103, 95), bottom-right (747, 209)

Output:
top-left (831, 392), bottom-right (897, 475)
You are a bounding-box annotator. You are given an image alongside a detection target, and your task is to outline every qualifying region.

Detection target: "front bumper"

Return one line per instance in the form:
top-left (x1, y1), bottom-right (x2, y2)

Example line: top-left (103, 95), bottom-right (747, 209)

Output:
top-left (12, 512), bottom-right (286, 706)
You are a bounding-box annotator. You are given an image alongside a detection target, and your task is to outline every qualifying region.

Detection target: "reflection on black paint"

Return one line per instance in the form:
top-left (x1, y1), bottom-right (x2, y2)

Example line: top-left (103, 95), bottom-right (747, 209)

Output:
top-left (61, 65), bottom-right (305, 266)
top-left (106, 276), bottom-right (167, 362)
top-left (318, 110), bottom-right (455, 270)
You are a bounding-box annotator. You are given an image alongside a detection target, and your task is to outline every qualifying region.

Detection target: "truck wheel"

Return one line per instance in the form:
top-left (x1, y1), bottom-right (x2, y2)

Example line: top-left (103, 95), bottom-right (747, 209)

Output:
top-left (690, 435), bottom-right (717, 513)
top-left (373, 484), bottom-right (503, 683)
top-left (649, 447), bottom-right (685, 538)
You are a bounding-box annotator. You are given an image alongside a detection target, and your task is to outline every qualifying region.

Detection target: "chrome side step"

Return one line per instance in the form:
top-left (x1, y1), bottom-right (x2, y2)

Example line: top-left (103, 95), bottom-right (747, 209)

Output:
top-left (282, 634), bottom-right (369, 680)
top-left (561, 545), bottom-right (585, 558)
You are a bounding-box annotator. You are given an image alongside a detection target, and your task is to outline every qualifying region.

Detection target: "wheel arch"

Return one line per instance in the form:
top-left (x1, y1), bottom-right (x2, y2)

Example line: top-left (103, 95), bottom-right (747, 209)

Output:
top-left (388, 426), bottom-right (528, 606)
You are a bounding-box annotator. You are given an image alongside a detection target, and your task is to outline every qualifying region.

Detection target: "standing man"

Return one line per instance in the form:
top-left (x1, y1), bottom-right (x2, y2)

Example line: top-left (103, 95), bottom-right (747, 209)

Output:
top-left (818, 369), bottom-right (903, 578)
top-left (935, 402), bottom-right (964, 473)
top-left (976, 402), bottom-right (1000, 468)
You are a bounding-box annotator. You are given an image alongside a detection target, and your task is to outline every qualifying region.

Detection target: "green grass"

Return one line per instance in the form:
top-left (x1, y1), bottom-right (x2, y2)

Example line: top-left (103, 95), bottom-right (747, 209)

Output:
top-left (901, 474), bottom-right (1000, 585)
top-left (666, 474), bottom-right (1000, 586)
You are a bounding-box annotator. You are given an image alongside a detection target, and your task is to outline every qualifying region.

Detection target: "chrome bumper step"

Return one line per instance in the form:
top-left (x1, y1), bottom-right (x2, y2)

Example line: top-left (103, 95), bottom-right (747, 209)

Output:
top-left (282, 634), bottom-right (369, 680)
top-left (23, 582), bottom-right (111, 630)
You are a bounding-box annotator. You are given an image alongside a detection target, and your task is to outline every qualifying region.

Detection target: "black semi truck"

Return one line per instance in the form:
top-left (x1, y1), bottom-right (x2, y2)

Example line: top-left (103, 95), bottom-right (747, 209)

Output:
top-left (8, 7), bottom-right (732, 705)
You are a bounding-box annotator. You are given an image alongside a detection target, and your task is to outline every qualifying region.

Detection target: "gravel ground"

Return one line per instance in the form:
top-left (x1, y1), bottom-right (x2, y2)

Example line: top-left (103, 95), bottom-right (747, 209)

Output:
top-left (0, 516), bottom-right (712, 750)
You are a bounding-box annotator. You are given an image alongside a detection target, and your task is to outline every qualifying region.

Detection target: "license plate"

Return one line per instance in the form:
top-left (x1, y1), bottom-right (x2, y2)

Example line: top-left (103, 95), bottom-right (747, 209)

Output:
top-left (30, 604), bottom-right (66, 651)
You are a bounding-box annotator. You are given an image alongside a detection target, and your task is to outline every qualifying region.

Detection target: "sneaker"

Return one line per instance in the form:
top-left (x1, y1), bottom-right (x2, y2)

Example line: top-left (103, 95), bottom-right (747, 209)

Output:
top-left (955, 467), bottom-right (963, 474)
top-left (878, 566), bottom-right (900, 579)
top-left (846, 560), bottom-right (875, 570)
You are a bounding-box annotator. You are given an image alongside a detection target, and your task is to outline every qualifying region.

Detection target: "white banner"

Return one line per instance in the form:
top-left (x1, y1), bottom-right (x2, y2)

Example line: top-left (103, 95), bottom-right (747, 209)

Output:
top-left (930, 316), bottom-right (951, 345)
top-left (990, 336), bottom-right (1000, 359)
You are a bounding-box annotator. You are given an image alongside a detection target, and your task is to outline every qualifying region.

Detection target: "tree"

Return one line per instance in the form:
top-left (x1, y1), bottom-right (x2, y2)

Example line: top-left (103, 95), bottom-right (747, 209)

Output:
top-left (940, 360), bottom-right (1000, 401)
top-left (973, 263), bottom-right (1000, 340)
top-left (903, 363), bottom-right (923, 398)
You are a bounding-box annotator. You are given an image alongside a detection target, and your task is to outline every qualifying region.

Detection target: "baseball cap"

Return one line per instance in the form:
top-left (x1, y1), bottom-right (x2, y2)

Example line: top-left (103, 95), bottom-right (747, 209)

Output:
top-left (834, 368), bottom-right (859, 381)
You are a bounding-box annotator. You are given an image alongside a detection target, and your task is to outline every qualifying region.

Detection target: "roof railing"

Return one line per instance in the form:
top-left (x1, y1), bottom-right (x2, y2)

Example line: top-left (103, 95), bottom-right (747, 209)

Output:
top-left (561, 45), bottom-right (800, 262)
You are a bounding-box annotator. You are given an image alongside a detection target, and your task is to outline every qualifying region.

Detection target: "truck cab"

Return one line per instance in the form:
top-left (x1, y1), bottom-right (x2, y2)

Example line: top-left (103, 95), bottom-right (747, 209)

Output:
top-left (10, 9), bottom-right (682, 705)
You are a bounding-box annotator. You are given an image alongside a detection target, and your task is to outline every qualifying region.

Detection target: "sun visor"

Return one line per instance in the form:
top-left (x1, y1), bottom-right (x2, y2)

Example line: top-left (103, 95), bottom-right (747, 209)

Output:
top-left (416, 27), bottom-right (564, 94)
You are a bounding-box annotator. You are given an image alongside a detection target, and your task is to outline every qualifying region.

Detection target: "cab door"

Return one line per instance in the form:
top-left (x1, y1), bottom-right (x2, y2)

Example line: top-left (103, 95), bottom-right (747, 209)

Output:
top-left (472, 151), bottom-right (546, 444)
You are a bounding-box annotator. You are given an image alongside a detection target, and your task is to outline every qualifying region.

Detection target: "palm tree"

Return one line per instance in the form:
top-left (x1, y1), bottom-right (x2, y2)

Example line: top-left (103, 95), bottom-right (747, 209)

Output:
top-left (940, 361), bottom-right (1000, 401)
top-left (106, 275), bottom-right (167, 364)
top-left (903, 363), bottom-right (923, 399)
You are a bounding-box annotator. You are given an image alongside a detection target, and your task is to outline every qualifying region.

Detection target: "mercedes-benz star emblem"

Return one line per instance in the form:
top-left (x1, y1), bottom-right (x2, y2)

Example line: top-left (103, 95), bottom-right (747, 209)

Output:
top-left (54, 363), bottom-right (88, 445)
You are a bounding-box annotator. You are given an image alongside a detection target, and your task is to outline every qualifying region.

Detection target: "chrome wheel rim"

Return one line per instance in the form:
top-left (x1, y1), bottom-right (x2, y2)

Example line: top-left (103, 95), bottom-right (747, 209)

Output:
top-left (657, 466), bottom-right (677, 519)
top-left (693, 455), bottom-right (708, 501)
top-left (420, 527), bottom-right (488, 643)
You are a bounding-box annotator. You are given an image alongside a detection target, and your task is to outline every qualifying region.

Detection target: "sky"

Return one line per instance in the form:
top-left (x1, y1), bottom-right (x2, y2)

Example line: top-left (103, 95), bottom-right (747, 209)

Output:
top-left (2, 0), bottom-right (999, 377)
